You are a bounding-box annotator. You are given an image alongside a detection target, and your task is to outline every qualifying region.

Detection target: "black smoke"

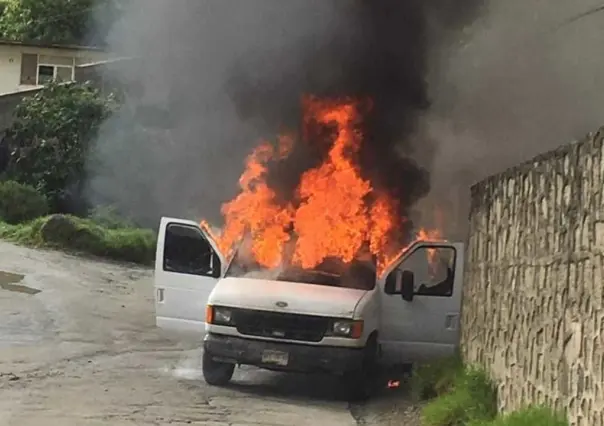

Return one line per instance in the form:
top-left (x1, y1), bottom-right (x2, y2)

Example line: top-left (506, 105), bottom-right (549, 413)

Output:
top-left (226, 0), bottom-right (485, 222)
top-left (89, 0), bottom-right (484, 228)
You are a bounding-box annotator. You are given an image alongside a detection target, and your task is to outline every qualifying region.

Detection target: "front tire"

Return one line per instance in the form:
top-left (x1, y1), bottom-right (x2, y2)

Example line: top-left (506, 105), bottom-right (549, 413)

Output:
top-left (342, 338), bottom-right (379, 402)
top-left (202, 351), bottom-right (235, 386)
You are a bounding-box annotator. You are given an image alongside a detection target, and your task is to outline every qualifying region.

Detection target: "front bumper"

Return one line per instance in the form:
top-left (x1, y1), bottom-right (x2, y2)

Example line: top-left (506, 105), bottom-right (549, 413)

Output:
top-left (204, 333), bottom-right (364, 374)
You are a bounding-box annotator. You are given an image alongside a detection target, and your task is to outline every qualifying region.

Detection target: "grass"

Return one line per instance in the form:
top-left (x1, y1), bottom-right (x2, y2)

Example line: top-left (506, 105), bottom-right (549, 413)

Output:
top-left (0, 214), bottom-right (156, 265)
top-left (412, 356), bottom-right (568, 426)
top-left (410, 353), bottom-right (465, 401)
top-left (468, 406), bottom-right (568, 426)
top-left (420, 366), bottom-right (498, 426)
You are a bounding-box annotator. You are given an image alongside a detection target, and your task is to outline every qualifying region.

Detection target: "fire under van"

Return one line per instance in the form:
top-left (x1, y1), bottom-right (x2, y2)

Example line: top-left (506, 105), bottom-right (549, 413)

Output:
top-left (154, 216), bottom-right (464, 398)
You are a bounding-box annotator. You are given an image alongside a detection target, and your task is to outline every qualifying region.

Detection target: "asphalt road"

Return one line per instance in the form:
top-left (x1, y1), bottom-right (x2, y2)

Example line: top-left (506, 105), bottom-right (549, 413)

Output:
top-left (0, 241), bottom-right (418, 426)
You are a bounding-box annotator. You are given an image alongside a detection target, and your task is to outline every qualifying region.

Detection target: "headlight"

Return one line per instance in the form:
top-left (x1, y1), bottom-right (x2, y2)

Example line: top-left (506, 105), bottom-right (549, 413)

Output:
top-left (214, 307), bottom-right (233, 325)
top-left (327, 319), bottom-right (364, 339)
top-left (205, 305), bottom-right (235, 326)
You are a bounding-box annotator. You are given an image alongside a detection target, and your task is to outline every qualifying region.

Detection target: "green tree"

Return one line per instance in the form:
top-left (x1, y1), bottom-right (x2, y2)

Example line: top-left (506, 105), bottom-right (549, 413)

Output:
top-left (1, 82), bottom-right (119, 213)
top-left (0, 0), bottom-right (124, 46)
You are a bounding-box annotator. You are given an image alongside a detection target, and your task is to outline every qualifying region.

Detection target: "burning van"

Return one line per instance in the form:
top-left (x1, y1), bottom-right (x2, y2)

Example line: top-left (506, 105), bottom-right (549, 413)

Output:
top-left (153, 97), bottom-right (464, 399)
top-left (154, 217), bottom-right (462, 398)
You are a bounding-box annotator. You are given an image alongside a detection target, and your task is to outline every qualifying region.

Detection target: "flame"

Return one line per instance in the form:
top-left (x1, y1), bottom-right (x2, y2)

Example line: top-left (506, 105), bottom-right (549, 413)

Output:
top-left (203, 96), bottom-right (442, 274)
top-left (387, 379), bottom-right (401, 389)
top-left (292, 97), bottom-right (372, 269)
top-left (212, 135), bottom-right (295, 268)
top-left (416, 228), bottom-right (442, 265)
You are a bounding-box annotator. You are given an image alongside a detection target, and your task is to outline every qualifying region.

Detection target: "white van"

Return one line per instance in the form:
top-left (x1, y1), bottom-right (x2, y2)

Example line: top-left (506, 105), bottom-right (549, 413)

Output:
top-left (154, 217), bottom-right (464, 397)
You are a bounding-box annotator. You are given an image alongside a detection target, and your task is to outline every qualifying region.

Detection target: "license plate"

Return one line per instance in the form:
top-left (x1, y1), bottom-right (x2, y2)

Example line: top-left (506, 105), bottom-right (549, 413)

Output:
top-left (261, 350), bottom-right (289, 366)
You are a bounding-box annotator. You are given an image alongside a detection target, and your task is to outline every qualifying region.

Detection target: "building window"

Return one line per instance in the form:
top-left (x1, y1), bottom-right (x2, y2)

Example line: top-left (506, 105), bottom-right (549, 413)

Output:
top-left (37, 65), bottom-right (54, 84)
top-left (55, 66), bottom-right (73, 82)
top-left (37, 64), bottom-right (74, 84)
top-left (20, 53), bottom-right (75, 86)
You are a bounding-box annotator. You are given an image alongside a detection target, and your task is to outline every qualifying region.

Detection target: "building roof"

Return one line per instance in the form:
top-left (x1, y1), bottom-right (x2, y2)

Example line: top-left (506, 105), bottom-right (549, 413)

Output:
top-left (0, 38), bottom-right (106, 52)
top-left (76, 56), bottom-right (139, 68)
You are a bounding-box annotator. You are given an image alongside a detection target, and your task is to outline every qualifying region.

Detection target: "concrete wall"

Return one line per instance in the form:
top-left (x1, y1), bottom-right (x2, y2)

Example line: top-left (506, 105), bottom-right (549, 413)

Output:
top-left (461, 127), bottom-right (604, 425)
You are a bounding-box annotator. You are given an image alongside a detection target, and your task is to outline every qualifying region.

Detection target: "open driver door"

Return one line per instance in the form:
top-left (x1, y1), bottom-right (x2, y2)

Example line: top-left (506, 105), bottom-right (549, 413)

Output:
top-left (378, 241), bottom-right (464, 365)
top-left (154, 217), bottom-right (226, 335)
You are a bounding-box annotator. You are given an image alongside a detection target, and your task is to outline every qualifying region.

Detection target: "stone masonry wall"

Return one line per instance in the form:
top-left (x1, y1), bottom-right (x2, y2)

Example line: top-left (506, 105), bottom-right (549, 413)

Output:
top-left (461, 127), bottom-right (604, 426)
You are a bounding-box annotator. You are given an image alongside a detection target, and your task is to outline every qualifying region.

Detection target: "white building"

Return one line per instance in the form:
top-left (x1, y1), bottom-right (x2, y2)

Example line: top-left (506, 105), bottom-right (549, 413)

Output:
top-left (0, 39), bottom-right (110, 95)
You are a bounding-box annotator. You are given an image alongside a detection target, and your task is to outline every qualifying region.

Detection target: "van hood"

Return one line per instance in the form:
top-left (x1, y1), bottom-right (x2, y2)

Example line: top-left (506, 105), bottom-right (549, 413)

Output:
top-left (208, 277), bottom-right (368, 318)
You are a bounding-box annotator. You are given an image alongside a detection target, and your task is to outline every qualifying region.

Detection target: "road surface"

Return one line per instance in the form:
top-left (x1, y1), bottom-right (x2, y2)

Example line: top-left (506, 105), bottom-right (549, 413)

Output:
top-left (0, 241), bottom-right (418, 426)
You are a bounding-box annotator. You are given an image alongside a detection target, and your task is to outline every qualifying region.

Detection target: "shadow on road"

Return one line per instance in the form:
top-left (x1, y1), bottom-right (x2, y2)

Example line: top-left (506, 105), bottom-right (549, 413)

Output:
top-left (230, 368), bottom-right (348, 402)
top-left (226, 364), bottom-right (413, 404)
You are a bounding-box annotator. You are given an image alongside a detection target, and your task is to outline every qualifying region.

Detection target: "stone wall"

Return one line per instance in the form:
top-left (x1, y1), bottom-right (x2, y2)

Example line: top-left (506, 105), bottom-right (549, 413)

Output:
top-left (461, 127), bottom-right (604, 425)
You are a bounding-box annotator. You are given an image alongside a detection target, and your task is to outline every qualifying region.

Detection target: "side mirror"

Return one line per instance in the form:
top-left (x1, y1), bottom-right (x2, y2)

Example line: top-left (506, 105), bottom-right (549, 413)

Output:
top-left (401, 270), bottom-right (415, 302)
top-left (384, 271), bottom-right (398, 294)
top-left (210, 252), bottom-right (221, 278)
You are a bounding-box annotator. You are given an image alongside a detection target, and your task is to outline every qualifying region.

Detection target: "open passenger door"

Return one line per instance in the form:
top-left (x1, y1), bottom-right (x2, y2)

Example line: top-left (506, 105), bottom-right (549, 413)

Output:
top-left (378, 241), bottom-right (464, 365)
top-left (154, 217), bottom-right (226, 335)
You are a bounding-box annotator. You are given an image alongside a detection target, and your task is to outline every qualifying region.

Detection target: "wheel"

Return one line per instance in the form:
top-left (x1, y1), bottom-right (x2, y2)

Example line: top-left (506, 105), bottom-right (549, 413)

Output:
top-left (202, 351), bottom-right (235, 386)
top-left (342, 338), bottom-right (379, 402)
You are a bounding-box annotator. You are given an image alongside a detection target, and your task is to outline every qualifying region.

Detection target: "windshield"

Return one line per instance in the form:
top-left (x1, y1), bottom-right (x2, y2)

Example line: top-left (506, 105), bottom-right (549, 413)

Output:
top-left (224, 253), bottom-right (376, 291)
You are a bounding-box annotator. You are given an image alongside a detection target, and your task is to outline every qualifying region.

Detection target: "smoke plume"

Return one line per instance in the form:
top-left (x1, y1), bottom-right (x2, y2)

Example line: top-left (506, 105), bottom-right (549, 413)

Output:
top-left (90, 0), bottom-right (604, 241)
top-left (414, 0), bottom-right (604, 239)
top-left (87, 0), bottom-right (483, 229)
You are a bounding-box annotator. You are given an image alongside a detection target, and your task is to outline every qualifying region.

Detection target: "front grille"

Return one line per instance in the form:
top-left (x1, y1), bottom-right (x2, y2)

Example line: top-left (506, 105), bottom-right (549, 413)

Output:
top-left (234, 309), bottom-right (329, 342)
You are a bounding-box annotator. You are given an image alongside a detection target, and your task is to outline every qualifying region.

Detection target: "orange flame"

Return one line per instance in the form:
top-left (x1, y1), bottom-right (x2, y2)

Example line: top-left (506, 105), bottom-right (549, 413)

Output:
top-left (387, 379), bottom-right (401, 388)
top-left (416, 228), bottom-right (442, 265)
top-left (212, 135), bottom-right (295, 268)
top-left (203, 96), bottom-right (442, 274)
top-left (293, 98), bottom-right (372, 268)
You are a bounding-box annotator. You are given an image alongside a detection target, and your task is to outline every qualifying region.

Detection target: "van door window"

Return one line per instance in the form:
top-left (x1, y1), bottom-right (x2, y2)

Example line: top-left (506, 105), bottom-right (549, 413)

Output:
top-left (163, 223), bottom-right (221, 278)
top-left (388, 246), bottom-right (456, 297)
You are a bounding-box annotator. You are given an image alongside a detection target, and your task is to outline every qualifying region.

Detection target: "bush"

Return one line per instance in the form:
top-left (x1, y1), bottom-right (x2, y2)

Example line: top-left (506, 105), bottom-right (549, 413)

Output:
top-left (415, 359), bottom-right (567, 426)
top-left (0, 0), bottom-right (122, 47)
top-left (0, 214), bottom-right (156, 265)
top-left (1, 82), bottom-right (120, 214)
top-left (468, 406), bottom-right (568, 426)
top-left (411, 354), bottom-right (465, 401)
top-left (421, 367), bottom-right (497, 426)
top-left (88, 205), bottom-right (136, 229)
top-left (0, 180), bottom-right (49, 224)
